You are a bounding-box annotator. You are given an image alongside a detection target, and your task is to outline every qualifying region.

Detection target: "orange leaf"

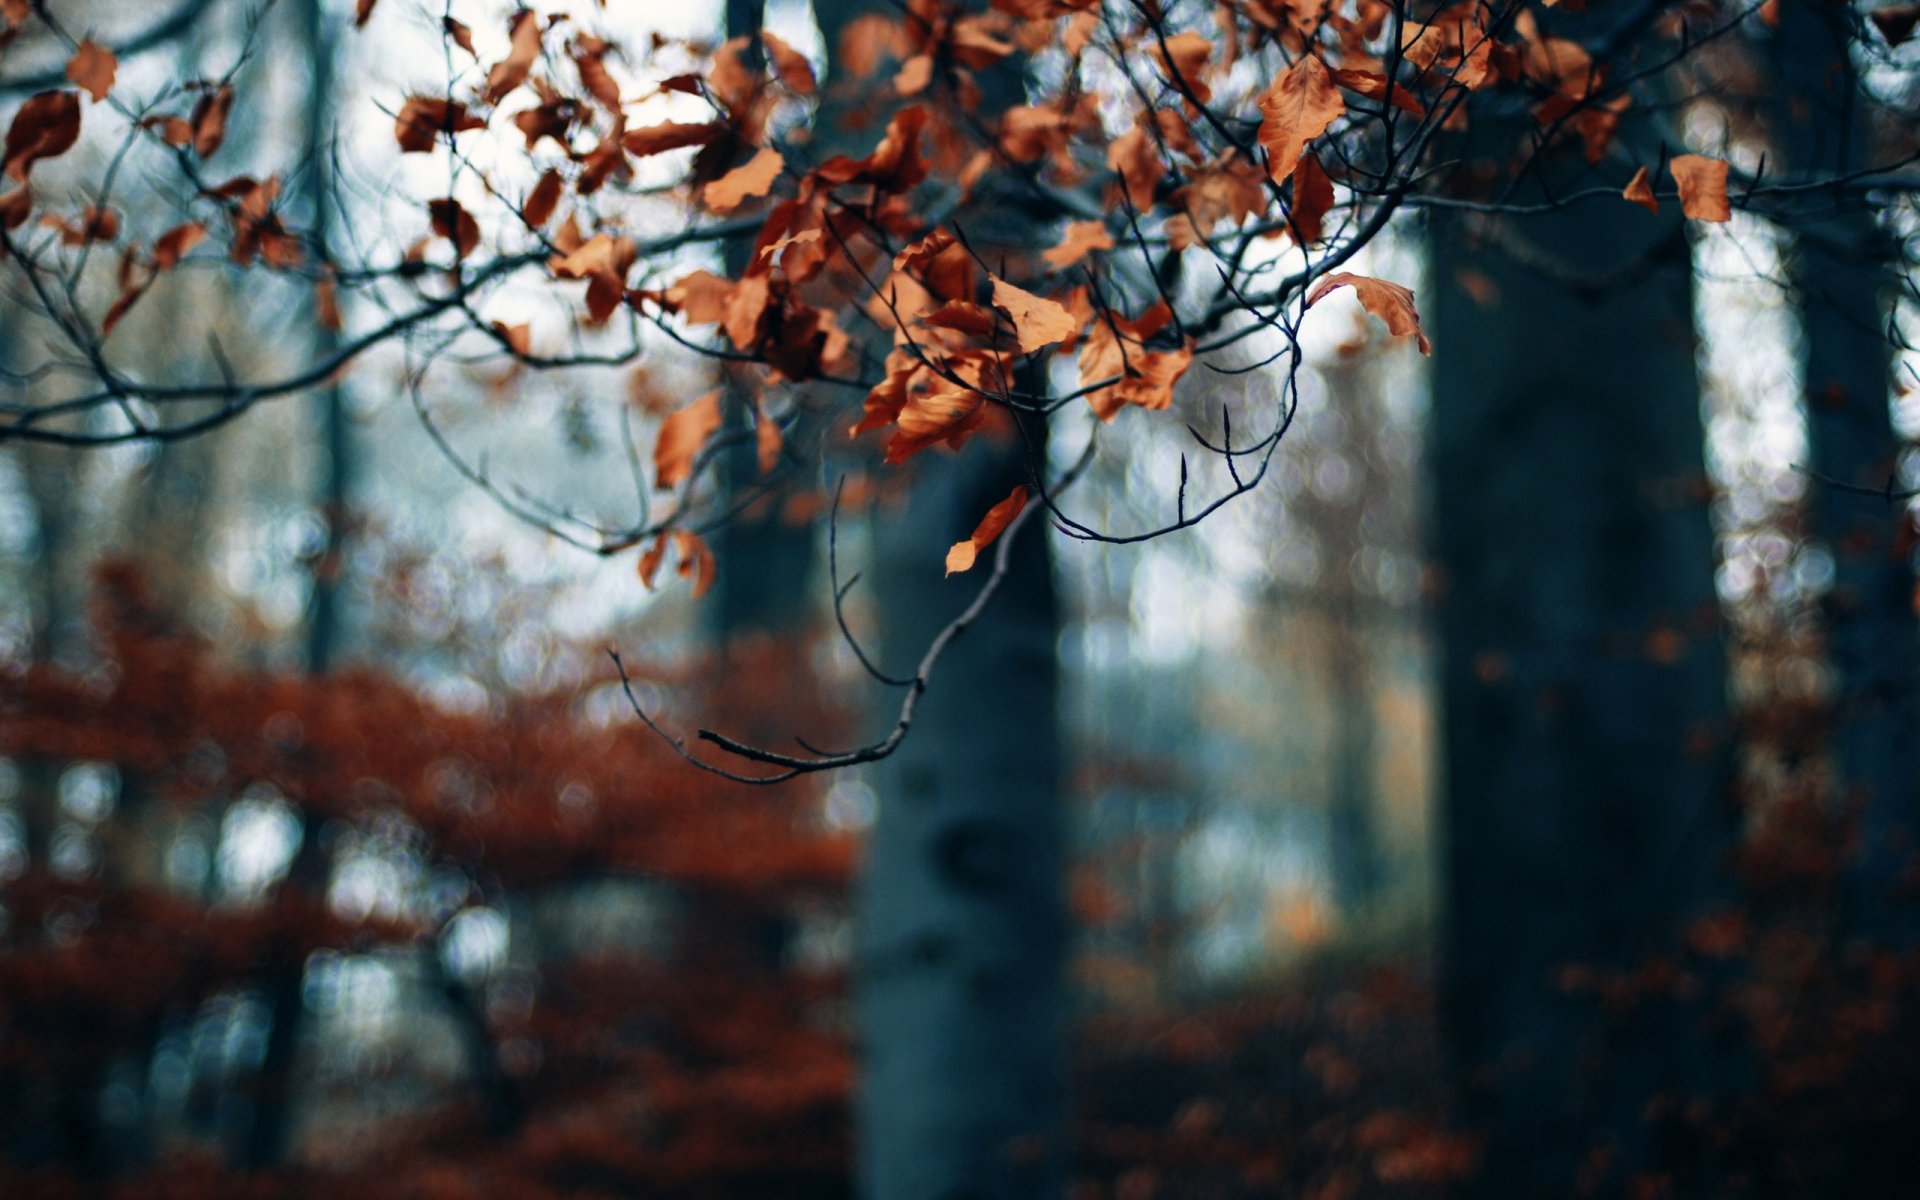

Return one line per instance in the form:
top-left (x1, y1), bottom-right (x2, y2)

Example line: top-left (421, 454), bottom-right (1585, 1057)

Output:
top-left (152, 221), bottom-right (206, 269)
top-left (1306, 272), bottom-right (1431, 354)
top-left (4, 90), bottom-right (81, 182)
top-left (484, 8), bottom-right (542, 103)
top-left (1622, 166), bottom-right (1658, 214)
top-left (622, 121), bottom-right (721, 158)
top-left (1106, 125), bottom-right (1161, 212)
top-left (1153, 32), bottom-right (1212, 105)
top-left (523, 169), bottom-right (562, 226)
top-left (946, 486), bottom-right (1028, 575)
top-left (761, 31), bottom-right (817, 95)
top-left (191, 85), bottom-right (233, 158)
top-left (654, 390), bottom-right (724, 490)
top-left (991, 275), bottom-right (1077, 353)
top-left (1042, 220), bottom-right (1114, 271)
top-left (66, 41), bottom-right (116, 103)
top-left (493, 321), bottom-right (531, 355)
top-left (1256, 55), bottom-right (1343, 180)
top-left (701, 146), bottom-right (783, 213)
top-left (1669, 154), bottom-right (1730, 222)
top-left (356, 0), bottom-right (378, 26)
top-left (394, 96), bottom-right (485, 153)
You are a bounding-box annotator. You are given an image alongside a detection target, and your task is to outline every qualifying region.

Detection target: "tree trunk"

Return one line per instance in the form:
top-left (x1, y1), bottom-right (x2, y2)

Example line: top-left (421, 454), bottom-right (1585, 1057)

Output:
top-left (860, 435), bottom-right (1067, 1200)
top-left (1431, 187), bottom-right (1737, 1192)
top-left (1764, 0), bottom-right (1918, 936)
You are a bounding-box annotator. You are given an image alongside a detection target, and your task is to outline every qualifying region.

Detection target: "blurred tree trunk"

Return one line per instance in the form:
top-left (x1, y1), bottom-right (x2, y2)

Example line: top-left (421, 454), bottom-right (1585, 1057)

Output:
top-left (1764, 0), bottom-right (1918, 935)
top-left (246, 0), bottom-right (349, 1167)
top-left (1431, 180), bottom-right (1737, 1190)
top-left (860, 434), bottom-right (1067, 1200)
top-left (817, 1), bottom-right (1068, 1194)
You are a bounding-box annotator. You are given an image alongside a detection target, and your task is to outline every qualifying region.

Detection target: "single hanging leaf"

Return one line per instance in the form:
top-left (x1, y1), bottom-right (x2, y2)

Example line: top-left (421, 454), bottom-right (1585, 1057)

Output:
top-left (355, 0), bottom-right (378, 26)
top-left (66, 41), bottom-right (116, 103)
top-left (1669, 154), bottom-right (1730, 222)
top-left (4, 90), bottom-right (81, 181)
top-left (654, 390), bottom-right (724, 489)
top-left (991, 275), bottom-right (1077, 353)
top-left (1622, 166), bottom-right (1658, 214)
top-left (1256, 55), bottom-right (1343, 181)
top-left (701, 147), bottom-right (782, 212)
top-left (946, 486), bottom-right (1028, 576)
top-left (1306, 272), bottom-right (1431, 354)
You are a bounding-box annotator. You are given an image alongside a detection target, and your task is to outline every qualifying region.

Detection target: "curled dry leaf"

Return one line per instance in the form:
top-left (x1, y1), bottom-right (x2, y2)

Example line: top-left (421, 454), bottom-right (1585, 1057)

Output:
top-left (654, 390), bottom-right (724, 490)
top-left (1669, 154), bottom-right (1730, 222)
top-left (442, 16), bottom-right (475, 55)
top-left (1078, 301), bottom-right (1193, 421)
top-left (945, 486), bottom-right (1028, 575)
top-left (1622, 166), bottom-right (1658, 214)
top-left (1257, 55), bottom-right (1343, 181)
top-left (4, 90), bottom-right (81, 182)
top-left (702, 147), bottom-right (783, 212)
top-left (990, 275), bottom-right (1077, 353)
top-left (1306, 272), bottom-right (1431, 354)
top-left (66, 41), bottom-right (116, 103)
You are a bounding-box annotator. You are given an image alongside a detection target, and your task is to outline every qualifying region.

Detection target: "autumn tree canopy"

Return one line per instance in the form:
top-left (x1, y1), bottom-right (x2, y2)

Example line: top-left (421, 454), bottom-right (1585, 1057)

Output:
top-left (2, 0), bottom-right (1915, 771)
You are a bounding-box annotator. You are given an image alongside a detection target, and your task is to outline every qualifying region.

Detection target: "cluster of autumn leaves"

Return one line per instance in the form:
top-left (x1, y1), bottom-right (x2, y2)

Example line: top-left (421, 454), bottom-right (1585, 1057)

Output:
top-left (2, 0), bottom-right (1754, 580)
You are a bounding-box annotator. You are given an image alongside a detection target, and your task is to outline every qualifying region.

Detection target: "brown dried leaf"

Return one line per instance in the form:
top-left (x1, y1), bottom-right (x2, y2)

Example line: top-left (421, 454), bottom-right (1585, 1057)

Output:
top-left (1669, 154), bottom-right (1730, 222)
top-left (1306, 272), bottom-right (1431, 354)
top-left (991, 275), bottom-right (1077, 353)
top-left (4, 90), bottom-right (81, 182)
top-left (701, 146), bottom-right (782, 213)
top-left (945, 485), bottom-right (1027, 575)
top-left (654, 390), bottom-right (724, 490)
top-left (1256, 55), bottom-right (1343, 180)
top-left (66, 41), bottom-right (116, 103)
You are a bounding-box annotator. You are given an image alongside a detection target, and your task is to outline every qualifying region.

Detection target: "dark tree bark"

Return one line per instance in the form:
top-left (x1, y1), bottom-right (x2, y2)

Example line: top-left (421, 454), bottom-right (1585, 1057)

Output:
top-left (1431, 184), bottom-right (1739, 1192)
top-left (1764, 0), bottom-right (1919, 935)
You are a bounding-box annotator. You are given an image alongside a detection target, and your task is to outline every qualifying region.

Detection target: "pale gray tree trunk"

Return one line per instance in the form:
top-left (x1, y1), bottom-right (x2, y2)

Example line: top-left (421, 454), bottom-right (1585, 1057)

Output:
top-left (808, 3), bottom-right (1068, 1193)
